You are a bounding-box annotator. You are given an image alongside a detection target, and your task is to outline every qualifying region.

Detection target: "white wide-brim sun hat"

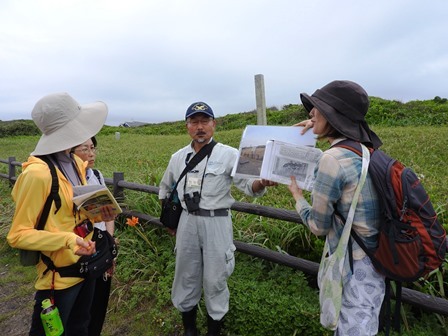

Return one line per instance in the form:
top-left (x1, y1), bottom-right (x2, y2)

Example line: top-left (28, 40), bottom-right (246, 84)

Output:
top-left (31, 92), bottom-right (108, 156)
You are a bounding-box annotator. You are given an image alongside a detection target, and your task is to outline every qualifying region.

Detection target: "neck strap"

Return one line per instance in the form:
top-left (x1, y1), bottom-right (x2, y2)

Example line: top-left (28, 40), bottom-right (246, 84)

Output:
top-left (169, 140), bottom-right (217, 201)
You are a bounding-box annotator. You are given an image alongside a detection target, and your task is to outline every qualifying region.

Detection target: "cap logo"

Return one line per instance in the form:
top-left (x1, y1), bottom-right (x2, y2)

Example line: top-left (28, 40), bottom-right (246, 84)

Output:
top-left (192, 103), bottom-right (208, 111)
top-left (185, 101), bottom-right (214, 119)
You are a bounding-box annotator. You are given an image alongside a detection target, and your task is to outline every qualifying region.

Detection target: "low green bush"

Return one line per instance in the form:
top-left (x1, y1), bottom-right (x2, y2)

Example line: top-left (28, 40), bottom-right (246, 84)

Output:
top-left (227, 256), bottom-right (327, 336)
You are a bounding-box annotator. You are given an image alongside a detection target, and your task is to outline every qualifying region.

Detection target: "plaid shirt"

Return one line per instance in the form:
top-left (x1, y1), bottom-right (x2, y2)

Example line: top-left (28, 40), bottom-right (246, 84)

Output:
top-left (295, 139), bottom-right (382, 261)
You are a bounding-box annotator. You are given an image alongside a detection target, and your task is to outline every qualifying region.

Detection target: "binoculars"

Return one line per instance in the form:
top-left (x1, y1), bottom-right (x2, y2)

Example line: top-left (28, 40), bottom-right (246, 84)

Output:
top-left (184, 191), bottom-right (200, 212)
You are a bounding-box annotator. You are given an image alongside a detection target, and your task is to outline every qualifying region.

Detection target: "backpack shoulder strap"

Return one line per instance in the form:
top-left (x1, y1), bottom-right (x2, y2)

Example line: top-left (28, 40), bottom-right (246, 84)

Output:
top-left (35, 155), bottom-right (61, 230)
top-left (334, 139), bottom-right (396, 219)
top-left (92, 169), bottom-right (102, 185)
top-left (332, 139), bottom-right (371, 155)
top-left (333, 141), bottom-right (383, 254)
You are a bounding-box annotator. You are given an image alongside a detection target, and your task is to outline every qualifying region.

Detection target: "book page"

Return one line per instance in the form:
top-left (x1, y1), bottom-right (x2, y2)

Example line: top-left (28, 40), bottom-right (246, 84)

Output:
top-left (72, 184), bottom-right (105, 198)
top-left (232, 125), bottom-right (317, 179)
top-left (72, 185), bottom-right (122, 219)
top-left (260, 140), bottom-right (322, 191)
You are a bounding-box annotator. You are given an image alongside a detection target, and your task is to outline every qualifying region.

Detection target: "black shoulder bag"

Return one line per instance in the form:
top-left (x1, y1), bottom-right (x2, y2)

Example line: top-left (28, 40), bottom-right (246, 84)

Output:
top-left (41, 227), bottom-right (118, 279)
top-left (160, 140), bottom-right (216, 229)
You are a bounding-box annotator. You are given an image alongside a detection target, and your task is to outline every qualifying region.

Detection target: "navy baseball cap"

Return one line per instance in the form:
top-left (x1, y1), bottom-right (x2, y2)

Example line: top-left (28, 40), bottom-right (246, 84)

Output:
top-left (185, 102), bottom-right (214, 120)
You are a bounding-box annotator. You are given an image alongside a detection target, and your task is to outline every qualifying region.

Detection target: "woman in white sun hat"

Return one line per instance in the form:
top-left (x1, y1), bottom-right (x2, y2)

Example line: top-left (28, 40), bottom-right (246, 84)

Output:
top-left (7, 92), bottom-right (115, 336)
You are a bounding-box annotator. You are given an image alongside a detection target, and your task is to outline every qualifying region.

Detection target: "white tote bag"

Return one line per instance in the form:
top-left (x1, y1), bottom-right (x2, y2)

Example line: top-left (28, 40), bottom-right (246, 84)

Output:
top-left (317, 144), bottom-right (370, 330)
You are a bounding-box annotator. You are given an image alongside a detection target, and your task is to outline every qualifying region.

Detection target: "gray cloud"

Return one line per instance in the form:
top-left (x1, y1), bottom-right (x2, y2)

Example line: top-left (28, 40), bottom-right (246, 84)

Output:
top-left (0, 0), bottom-right (447, 126)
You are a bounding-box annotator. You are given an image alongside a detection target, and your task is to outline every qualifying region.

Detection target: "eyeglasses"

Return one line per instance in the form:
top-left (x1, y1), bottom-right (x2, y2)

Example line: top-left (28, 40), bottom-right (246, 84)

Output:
top-left (187, 118), bottom-right (213, 126)
top-left (75, 147), bottom-right (97, 154)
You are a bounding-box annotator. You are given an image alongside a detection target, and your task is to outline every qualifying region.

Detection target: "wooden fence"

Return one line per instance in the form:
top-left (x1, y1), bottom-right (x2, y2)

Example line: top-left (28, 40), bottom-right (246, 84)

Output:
top-left (2, 156), bottom-right (448, 316)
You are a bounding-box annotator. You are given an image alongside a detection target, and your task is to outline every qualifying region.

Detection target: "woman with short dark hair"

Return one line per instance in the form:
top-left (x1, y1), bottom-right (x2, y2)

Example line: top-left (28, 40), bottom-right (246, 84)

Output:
top-left (72, 136), bottom-right (115, 336)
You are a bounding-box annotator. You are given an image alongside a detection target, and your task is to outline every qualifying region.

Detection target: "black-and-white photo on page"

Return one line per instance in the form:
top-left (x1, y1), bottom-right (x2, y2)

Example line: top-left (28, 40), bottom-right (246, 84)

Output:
top-left (231, 125), bottom-right (317, 180)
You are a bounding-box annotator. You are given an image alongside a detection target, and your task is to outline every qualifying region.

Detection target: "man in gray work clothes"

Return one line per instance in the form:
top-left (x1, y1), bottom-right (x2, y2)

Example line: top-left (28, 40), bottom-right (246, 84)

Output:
top-left (159, 102), bottom-right (276, 336)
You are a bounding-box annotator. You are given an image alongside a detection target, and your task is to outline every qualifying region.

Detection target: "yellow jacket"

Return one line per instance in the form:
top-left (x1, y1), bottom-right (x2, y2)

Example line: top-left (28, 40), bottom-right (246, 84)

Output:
top-left (7, 155), bottom-right (91, 290)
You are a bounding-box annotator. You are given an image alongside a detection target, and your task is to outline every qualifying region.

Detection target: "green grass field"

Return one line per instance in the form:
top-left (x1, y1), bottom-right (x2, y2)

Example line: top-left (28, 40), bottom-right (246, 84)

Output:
top-left (1, 125), bottom-right (447, 335)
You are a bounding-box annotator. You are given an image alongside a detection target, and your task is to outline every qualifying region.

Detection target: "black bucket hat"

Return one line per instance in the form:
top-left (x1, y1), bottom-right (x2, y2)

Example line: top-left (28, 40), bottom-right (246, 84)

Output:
top-left (300, 80), bottom-right (382, 149)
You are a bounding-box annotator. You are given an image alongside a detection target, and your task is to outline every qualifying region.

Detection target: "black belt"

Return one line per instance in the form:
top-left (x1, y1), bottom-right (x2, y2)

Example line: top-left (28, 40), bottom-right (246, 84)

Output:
top-left (189, 208), bottom-right (229, 217)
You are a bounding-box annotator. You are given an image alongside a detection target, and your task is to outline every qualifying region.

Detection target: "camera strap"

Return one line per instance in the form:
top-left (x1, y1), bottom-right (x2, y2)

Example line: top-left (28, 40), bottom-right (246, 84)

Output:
top-left (168, 140), bottom-right (217, 202)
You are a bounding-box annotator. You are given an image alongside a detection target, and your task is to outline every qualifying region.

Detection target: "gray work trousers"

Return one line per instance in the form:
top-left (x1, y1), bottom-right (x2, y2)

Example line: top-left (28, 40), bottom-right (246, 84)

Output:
top-left (171, 210), bottom-right (236, 321)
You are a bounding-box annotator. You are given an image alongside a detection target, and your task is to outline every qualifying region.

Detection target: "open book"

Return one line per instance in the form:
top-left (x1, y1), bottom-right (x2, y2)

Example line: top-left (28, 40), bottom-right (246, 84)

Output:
top-left (260, 140), bottom-right (322, 191)
top-left (72, 184), bottom-right (122, 220)
top-left (232, 125), bottom-right (318, 179)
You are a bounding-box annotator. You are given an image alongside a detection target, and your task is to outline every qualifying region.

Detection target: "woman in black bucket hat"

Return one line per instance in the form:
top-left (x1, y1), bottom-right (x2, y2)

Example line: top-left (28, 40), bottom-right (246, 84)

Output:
top-left (288, 80), bottom-right (385, 335)
top-left (299, 80), bottom-right (382, 149)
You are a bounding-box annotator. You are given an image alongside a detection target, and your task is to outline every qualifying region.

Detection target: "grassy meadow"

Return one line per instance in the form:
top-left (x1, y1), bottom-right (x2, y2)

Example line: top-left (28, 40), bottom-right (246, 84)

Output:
top-left (1, 119), bottom-right (448, 335)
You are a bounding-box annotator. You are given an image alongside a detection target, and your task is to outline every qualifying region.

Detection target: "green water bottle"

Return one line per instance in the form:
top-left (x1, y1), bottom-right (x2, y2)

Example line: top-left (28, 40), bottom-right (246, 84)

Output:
top-left (40, 299), bottom-right (64, 336)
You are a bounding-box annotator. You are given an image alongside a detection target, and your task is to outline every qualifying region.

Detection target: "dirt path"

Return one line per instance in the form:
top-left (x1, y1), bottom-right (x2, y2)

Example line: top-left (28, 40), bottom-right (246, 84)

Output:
top-left (0, 262), bottom-right (33, 336)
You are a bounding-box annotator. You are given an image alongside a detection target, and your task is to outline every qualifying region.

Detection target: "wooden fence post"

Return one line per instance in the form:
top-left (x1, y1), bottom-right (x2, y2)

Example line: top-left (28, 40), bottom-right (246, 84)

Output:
top-left (113, 172), bottom-right (125, 201)
top-left (8, 157), bottom-right (16, 184)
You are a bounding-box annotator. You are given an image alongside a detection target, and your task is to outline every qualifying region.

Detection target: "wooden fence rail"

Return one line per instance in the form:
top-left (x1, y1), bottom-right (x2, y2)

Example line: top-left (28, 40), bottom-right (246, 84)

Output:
top-left (2, 157), bottom-right (448, 316)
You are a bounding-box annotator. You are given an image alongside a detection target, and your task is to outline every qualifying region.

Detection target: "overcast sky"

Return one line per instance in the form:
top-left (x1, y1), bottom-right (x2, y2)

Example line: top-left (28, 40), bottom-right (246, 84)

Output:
top-left (1, 0), bottom-right (447, 126)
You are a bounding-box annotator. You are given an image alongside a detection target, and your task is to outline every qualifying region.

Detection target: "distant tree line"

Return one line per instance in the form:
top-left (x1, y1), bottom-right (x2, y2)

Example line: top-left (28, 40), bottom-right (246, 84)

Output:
top-left (1, 96), bottom-right (447, 138)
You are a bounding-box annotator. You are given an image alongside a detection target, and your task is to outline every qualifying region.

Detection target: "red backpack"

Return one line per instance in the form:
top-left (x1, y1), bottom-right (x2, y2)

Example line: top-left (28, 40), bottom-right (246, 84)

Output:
top-left (335, 140), bottom-right (446, 282)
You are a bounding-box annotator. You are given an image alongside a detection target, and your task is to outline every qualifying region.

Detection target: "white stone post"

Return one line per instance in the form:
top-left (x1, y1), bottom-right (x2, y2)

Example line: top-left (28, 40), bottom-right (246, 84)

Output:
top-left (254, 74), bottom-right (267, 125)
